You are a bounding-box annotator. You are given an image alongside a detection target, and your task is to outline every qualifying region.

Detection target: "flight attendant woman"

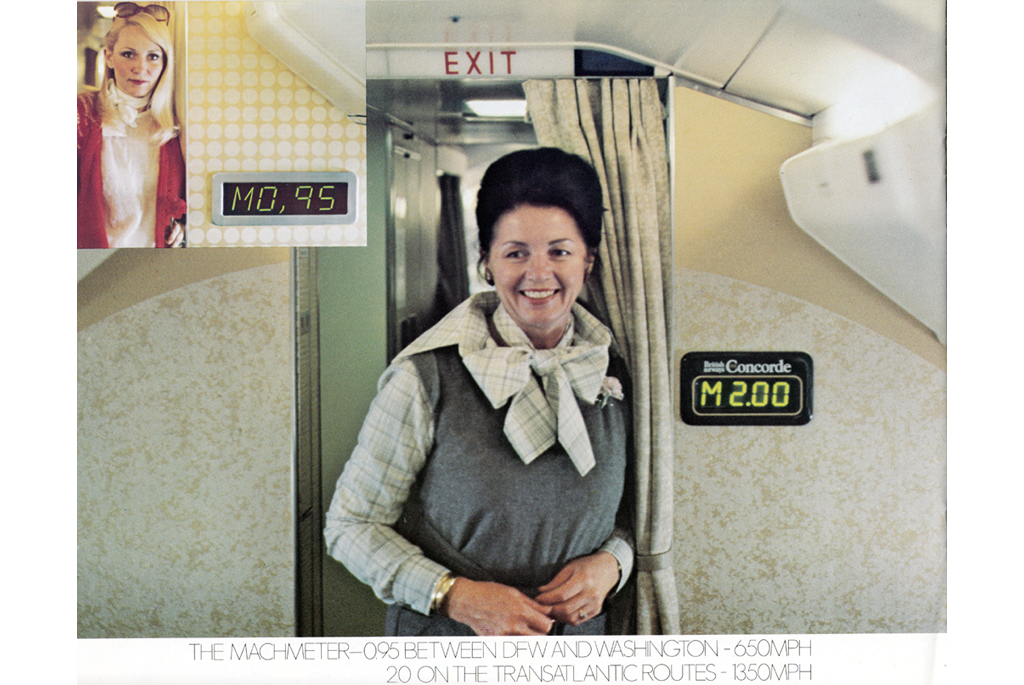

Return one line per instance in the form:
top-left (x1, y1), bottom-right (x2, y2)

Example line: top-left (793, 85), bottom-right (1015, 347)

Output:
top-left (78, 3), bottom-right (186, 248)
top-left (326, 148), bottom-right (633, 636)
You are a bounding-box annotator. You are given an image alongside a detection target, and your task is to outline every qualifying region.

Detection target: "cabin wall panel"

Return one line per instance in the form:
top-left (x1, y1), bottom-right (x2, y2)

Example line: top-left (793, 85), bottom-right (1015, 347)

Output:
top-left (671, 86), bottom-right (945, 633)
top-left (77, 254), bottom-right (294, 638)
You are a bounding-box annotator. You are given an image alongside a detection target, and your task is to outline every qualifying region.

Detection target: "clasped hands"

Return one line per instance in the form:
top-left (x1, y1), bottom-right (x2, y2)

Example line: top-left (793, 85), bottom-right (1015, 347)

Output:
top-left (440, 551), bottom-right (620, 636)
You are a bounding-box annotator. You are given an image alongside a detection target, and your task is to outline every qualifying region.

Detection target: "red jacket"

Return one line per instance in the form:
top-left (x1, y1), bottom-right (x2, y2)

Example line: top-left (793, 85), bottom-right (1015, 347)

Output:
top-left (77, 91), bottom-right (186, 248)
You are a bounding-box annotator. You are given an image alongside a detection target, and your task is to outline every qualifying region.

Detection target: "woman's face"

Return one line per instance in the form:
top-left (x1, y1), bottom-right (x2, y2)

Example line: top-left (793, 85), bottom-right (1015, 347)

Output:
top-left (105, 24), bottom-right (165, 98)
top-left (484, 205), bottom-right (594, 350)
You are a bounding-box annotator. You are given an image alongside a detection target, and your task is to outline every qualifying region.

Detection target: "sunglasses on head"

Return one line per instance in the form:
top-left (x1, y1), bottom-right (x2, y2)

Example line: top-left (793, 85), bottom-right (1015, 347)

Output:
top-left (113, 3), bottom-right (170, 22)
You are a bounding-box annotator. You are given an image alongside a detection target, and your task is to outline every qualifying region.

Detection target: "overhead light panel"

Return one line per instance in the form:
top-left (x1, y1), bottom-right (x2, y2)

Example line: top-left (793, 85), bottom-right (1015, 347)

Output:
top-left (464, 100), bottom-right (528, 119)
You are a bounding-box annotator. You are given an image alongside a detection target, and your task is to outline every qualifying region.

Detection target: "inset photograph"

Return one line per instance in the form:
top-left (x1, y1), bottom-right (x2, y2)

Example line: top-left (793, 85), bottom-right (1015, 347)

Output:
top-left (77, 1), bottom-right (367, 248)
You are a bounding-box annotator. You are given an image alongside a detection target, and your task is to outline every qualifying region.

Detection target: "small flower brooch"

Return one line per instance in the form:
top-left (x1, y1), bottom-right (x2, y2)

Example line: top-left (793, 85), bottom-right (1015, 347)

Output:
top-left (597, 376), bottom-right (625, 408)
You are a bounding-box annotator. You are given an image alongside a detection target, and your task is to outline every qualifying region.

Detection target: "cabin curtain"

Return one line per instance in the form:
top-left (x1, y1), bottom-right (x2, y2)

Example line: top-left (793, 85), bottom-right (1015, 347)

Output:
top-left (429, 173), bottom-right (471, 326)
top-left (523, 78), bottom-right (678, 634)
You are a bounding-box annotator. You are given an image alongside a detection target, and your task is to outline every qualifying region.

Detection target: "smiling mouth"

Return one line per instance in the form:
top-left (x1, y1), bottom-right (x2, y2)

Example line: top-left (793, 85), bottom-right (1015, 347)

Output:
top-left (521, 289), bottom-right (557, 300)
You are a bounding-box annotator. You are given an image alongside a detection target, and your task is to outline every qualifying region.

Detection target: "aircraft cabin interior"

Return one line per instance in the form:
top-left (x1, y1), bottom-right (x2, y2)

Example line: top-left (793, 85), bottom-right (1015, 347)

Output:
top-left (77, 0), bottom-right (946, 652)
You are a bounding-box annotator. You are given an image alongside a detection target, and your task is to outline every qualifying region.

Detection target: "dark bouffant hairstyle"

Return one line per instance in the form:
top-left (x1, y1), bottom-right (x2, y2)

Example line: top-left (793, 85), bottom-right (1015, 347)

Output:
top-left (476, 147), bottom-right (605, 255)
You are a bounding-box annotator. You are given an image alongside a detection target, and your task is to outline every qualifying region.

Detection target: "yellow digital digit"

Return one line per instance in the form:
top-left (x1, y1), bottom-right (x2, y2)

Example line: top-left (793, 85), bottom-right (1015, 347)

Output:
top-left (729, 380), bottom-right (747, 407)
top-left (296, 185), bottom-right (313, 210)
top-left (700, 380), bottom-right (722, 407)
top-left (232, 186), bottom-right (253, 211)
top-left (318, 185), bottom-right (335, 211)
top-left (257, 185), bottom-right (278, 212)
top-left (771, 381), bottom-right (791, 408)
top-left (751, 381), bottom-right (770, 407)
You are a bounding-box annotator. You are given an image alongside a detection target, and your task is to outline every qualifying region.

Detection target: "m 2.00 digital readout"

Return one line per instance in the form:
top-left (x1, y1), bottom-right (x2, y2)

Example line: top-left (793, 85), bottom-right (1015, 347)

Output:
top-left (680, 352), bottom-right (813, 426)
top-left (695, 375), bottom-right (802, 414)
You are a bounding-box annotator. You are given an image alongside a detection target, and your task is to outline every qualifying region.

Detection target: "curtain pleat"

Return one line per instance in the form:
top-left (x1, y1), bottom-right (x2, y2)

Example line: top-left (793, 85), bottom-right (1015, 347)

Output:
top-left (430, 173), bottom-right (470, 324)
top-left (524, 78), bottom-right (679, 634)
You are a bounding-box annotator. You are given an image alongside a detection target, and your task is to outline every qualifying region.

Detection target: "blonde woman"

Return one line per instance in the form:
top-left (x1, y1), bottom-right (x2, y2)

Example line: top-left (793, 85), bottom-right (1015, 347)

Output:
top-left (78, 3), bottom-right (186, 248)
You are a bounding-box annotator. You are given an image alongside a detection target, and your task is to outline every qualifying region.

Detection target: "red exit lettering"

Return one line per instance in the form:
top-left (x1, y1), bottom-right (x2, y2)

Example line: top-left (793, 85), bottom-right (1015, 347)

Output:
top-left (444, 50), bottom-right (517, 75)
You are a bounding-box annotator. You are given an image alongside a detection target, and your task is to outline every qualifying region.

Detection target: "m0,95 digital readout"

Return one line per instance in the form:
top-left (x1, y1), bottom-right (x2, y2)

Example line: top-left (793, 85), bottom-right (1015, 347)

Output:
top-left (212, 171), bottom-right (358, 226)
top-left (223, 182), bottom-right (347, 217)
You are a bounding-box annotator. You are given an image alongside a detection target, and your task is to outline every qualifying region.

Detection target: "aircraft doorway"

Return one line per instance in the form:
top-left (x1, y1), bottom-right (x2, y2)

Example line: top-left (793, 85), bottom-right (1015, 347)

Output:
top-left (367, 79), bottom-right (540, 360)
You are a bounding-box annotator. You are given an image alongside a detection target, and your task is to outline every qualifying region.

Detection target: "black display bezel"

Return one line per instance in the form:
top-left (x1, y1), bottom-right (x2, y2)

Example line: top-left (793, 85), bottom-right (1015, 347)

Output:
top-left (220, 181), bottom-right (349, 217)
top-left (211, 172), bottom-right (358, 226)
top-left (680, 352), bottom-right (813, 426)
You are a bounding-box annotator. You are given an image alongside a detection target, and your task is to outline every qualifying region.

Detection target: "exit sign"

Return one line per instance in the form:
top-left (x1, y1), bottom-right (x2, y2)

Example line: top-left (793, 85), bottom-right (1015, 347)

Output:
top-left (367, 47), bottom-right (574, 79)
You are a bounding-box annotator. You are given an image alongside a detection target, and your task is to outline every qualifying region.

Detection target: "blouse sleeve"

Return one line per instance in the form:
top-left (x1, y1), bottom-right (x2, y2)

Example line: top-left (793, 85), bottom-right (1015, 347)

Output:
top-left (599, 528), bottom-right (635, 594)
top-left (323, 357), bottom-right (449, 615)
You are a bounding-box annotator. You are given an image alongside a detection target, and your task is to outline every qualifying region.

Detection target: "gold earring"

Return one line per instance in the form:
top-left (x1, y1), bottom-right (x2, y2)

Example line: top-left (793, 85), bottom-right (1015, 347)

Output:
top-left (484, 269), bottom-right (494, 286)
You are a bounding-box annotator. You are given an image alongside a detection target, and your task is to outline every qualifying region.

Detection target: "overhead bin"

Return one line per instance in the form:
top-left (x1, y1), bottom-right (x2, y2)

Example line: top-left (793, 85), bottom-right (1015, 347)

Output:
top-left (781, 102), bottom-right (946, 342)
top-left (243, 1), bottom-right (366, 116)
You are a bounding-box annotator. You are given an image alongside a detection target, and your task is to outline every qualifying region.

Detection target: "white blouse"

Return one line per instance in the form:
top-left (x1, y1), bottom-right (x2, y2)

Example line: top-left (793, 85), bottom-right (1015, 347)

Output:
top-left (101, 84), bottom-right (160, 248)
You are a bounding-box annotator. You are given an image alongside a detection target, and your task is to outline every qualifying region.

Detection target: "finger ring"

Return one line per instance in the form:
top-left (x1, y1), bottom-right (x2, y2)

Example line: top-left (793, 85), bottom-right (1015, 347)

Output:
top-left (578, 609), bottom-right (586, 621)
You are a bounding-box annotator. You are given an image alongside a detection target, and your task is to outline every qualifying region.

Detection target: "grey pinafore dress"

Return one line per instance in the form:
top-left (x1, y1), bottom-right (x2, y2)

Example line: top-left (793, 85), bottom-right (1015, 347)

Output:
top-left (387, 346), bottom-right (630, 636)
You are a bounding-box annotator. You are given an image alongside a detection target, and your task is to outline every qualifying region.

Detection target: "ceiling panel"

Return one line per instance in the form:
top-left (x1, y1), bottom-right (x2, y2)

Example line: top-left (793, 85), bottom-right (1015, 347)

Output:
top-left (667, 1), bottom-right (781, 86)
top-left (360, 0), bottom-right (944, 120)
top-left (367, 1), bottom-right (784, 86)
top-left (566, 1), bottom-right (782, 87)
top-left (724, 11), bottom-right (904, 117)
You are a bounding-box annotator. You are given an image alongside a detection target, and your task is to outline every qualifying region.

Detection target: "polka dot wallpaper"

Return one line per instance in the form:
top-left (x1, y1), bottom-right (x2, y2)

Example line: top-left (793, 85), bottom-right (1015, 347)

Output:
top-left (184, 1), bottom-right (366, 246)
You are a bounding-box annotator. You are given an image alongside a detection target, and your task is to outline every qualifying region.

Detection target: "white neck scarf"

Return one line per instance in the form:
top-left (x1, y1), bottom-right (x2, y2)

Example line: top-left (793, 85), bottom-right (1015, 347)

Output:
top-left (106, 80), bottom-right (153, 129)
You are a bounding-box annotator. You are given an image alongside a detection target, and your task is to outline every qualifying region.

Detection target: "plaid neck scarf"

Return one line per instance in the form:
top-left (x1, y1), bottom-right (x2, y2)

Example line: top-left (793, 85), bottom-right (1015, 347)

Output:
top-left (395, 292), bottom-right (612, 476)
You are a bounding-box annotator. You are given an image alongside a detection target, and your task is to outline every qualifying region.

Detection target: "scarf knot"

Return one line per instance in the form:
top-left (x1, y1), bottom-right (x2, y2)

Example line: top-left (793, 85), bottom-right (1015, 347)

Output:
top-left (502, 345), bottom-right (601, 475)
top-left (392, 292), bottom-right (615, 476)
top-left (106, 81), bottom-right (153, 130)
